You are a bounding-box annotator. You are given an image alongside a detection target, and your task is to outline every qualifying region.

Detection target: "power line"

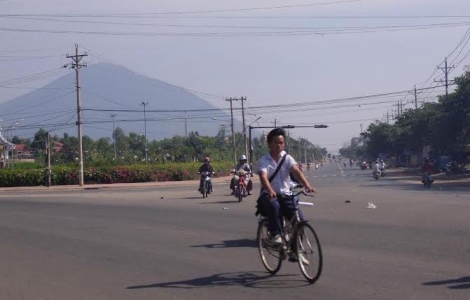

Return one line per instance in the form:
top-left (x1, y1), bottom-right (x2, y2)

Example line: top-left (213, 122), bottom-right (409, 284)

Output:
top-left (0, 90), bottom-right (75, 117)
top-left (80, 84), bottom-right (449, 115)
top-left (0, 1), bottom-right (377, 18)
top-left (7, 16), bottom-right (470, 33)
top-left (1, 21), bottom-right (469, 37)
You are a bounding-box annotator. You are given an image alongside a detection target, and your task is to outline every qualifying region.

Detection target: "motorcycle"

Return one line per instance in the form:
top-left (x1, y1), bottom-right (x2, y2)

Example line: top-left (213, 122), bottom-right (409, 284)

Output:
top-left (360, 162), bottom-right (368, 170)
top-left (372, 170), bottom-right (381, 180)
top-left (379, 166), bottom-right (386, 177)
top-left (198, 171), bottom-right (213, 198)
top-left (422, 172), bottom-right (434, 188)
top-left (232, 169), bottom-right (249, 202)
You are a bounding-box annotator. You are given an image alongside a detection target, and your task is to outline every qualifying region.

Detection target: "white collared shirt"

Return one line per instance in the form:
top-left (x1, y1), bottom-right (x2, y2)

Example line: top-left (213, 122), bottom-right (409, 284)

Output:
top-left (257, 150), bottom-right (297, 195)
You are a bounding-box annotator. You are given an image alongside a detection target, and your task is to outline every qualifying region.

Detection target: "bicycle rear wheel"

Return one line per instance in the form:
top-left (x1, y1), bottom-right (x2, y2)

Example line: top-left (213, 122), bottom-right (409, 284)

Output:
top-left (257, 219), bottom-right (282, 274)
top-left (296, 222), bottom-right (323, 283)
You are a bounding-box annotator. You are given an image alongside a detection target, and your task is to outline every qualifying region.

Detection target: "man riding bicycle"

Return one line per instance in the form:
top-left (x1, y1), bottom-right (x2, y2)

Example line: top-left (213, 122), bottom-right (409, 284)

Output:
top-left (257, 128), bottom-right (317, 262)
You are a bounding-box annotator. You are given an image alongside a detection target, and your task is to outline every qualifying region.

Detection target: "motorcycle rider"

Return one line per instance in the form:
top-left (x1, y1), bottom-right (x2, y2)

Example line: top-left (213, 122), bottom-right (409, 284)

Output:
top-left (379, 159), bottom-right (386, 176)
top-left (372, 159), bottom-right (382, 177)
top-left (198, 156), bottom-right (214, 193)
top-left (422, 158), bottom-right (434, 184)
top-left (230, 154), bottom-right (253, 195)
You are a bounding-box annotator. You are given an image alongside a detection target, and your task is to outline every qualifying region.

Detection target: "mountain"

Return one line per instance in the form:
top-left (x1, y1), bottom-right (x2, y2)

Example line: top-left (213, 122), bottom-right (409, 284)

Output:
top-left (0, 63), bottom-right (237, 141)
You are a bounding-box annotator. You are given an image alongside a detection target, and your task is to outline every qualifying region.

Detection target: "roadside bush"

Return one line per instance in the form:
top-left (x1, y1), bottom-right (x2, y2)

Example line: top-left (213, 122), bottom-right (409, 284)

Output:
top-left (0, 161), bottom-right (233, 187)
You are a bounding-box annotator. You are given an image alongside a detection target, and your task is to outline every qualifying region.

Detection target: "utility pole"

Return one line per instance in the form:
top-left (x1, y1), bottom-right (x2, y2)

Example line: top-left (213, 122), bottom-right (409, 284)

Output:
top-left (140, 101), bottom-right (149, 163)
top-left (66, 44), bottom-right (87, 187)
top-left (110, 114), bottom-right (117, 160)
top-left (287, 131), bottom-right (290, 154)
top-left (184, 110), bottom-right (188, 137)
top-left (226, 97), bottom-right (238, 165)
top-left (304, 145), bottom-right (307, 165)
top-left (45, 132), bottom-right (51, 187)
top-left (274, 119), bottom-right (277, 127)
top-left (413, 85), bottom-right (422, 109)
top-left (435, 57), bottom-right (454, 101)
top-left (240, 96), bottom-right (248, 157)
top-left (394, 101), bottom-right (404, 118)
top-left (298, 137), bottom-right (301, 163)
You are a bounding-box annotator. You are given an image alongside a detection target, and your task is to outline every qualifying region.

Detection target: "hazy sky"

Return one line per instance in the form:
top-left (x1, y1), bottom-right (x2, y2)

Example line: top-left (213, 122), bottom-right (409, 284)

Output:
top-left (1, 0), bottom-right (470, 152)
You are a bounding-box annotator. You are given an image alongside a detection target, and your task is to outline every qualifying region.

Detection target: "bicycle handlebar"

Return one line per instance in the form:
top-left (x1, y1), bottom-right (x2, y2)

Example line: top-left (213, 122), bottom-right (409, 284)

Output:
top-left (276, 190), bottom-right (314, 198)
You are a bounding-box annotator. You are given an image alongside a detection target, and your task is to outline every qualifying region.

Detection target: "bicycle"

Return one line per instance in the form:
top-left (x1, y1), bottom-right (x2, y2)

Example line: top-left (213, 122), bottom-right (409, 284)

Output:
top-left (256, 190), bottom-right (323, 284)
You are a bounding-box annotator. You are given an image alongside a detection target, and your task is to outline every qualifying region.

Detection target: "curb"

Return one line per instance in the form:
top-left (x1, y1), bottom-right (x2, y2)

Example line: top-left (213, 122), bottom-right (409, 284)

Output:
top-left (0, 175), bottom-right (261, 193)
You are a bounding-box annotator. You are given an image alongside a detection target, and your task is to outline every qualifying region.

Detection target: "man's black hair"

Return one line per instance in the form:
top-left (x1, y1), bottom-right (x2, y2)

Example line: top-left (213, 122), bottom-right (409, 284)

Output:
top-left (267, 127), bottom-right (287, 143)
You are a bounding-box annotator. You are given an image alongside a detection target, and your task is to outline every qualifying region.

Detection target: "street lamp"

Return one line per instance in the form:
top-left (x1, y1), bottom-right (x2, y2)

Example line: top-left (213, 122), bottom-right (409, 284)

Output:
top-left (140, 101), bottom-right (149, 163)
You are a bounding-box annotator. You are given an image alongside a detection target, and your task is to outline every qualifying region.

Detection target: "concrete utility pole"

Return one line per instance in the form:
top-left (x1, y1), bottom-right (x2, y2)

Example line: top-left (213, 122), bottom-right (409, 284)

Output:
top-left (226, 97), bottom-right (238, 165)
top-left (298, 137), bottom-right (301, 164)
top-left (66, 44), bottom-right (87, 187)
top-left (140, 102), bottom-right (149, 163)
top-left (435, 57), bottom-right (454, 101)
top-left (110, 114), bottom-right (117, 160)
top-left (394, 101), bottom-right (404, 118)
top-left (45, 132), bottom-right (51, 187)
top-left (184, 110), bottom-right (188, 137)
top-left (413, 85), bottom-right (422, 109)
top-left (240, 96), bottom-right (248, 157)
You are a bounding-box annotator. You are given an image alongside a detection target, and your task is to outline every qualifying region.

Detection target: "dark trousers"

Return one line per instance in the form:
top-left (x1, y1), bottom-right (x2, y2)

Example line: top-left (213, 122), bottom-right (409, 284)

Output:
top-left (199, 179), bottom-right (212, 191)
top-left (260, 194), bottom-right (305, 237)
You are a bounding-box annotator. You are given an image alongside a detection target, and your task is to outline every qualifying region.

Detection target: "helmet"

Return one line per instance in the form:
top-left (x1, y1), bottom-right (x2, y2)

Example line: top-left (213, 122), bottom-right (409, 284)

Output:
top-left (204, 156), bottom-right (210, 162)
top-left (239, 154), bottom-right (247, 161)
top-left (425, 157), bottom-right (430, 162)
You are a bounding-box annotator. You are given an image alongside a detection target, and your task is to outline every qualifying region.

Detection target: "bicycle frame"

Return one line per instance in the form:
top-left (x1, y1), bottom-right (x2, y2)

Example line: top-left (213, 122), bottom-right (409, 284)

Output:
top-left (278, 197), bottom-right (304, 256)
top-left (257, 190), bottom-right (322, 283)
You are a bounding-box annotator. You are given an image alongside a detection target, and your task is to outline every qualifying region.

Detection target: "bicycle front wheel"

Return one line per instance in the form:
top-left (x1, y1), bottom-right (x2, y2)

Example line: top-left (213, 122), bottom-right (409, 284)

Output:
top-left (257, 219), bottom-right (282, 274)
top-left (296, 222), bottom-right (323, 283)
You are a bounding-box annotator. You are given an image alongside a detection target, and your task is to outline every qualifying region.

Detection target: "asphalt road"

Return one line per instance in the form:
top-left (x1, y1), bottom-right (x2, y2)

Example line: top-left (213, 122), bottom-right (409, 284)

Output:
top-left (0, 161), bottom-right (469, 300)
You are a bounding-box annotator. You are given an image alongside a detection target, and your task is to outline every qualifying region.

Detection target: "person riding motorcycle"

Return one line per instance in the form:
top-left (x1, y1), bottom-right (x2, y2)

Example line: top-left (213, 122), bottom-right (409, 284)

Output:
top-left (198, 156), bottom-right (214, 193)
top-left (230, 154), bottom-right (253, 195)
top-left (422, 158), bottom-right (434, 184)
top-left (372, 160), bottom-right (382, 177)
top-left (379, 159), bottom-right (386, 176)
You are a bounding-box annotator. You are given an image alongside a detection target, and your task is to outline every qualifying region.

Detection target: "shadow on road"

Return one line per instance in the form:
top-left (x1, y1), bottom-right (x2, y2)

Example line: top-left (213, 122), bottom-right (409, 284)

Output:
top-left (126, 271), bottom-right (308, 290)
top-left (190, 238), bottom-right (257, 249)
top-left (423, 276), bottom-right (470, 289)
